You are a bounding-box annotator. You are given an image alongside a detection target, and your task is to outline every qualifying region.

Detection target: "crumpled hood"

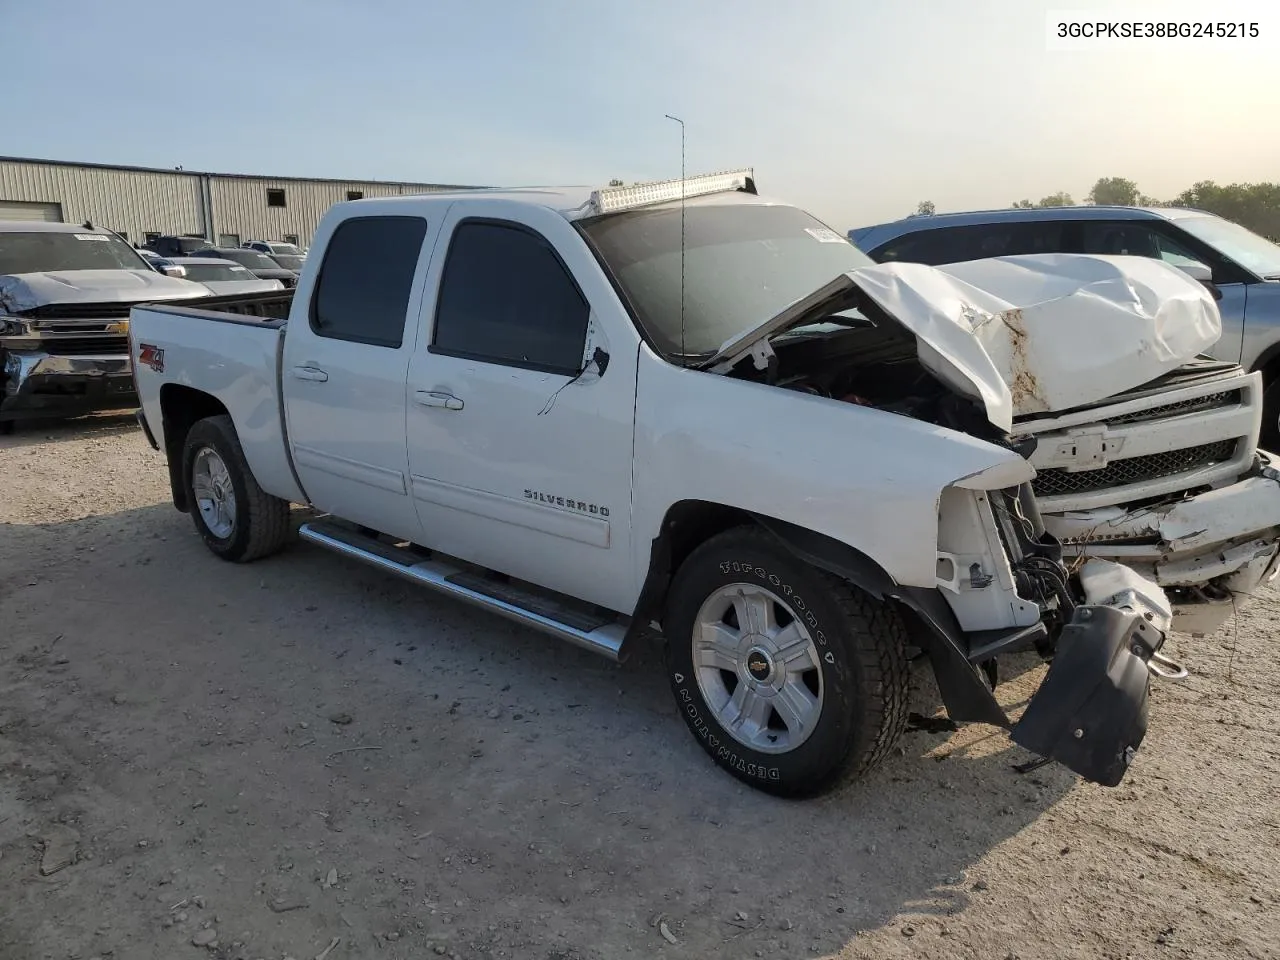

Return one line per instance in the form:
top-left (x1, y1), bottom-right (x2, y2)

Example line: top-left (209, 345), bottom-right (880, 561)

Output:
top-left (709, 253), bottom-right (1222, 434)
top-left (0, 270), bottom-right (210, 312)
top-left (928, 254), bottom-right (1222, 417)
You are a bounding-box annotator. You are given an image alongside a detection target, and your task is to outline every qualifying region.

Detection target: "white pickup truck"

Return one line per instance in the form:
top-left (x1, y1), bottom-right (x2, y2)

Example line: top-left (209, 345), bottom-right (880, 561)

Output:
top-left (130, 170), bottom-right (1202, 797)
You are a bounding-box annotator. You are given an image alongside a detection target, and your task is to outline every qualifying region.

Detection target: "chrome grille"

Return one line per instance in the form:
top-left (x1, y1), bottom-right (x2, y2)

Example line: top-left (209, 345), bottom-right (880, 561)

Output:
top-left (1106, 390), bottom-right (1241, 425)
top-left (1032, 440), bottom-right (1238, 498)
top-left (45, 336), bottom-right (130, 355)
top-left (23, 302), bottom-right (132, 320)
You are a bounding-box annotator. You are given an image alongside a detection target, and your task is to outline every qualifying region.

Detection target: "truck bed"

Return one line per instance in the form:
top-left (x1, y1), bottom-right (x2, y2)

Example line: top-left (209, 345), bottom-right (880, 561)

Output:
top-left (152, 289), bottom-right (295, 324)
top-left (128, 294), bottom-right (305, 505)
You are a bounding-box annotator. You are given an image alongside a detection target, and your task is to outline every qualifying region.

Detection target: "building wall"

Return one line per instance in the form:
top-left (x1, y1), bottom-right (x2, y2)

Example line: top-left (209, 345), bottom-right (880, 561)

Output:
top-left (0, 158), bottom-right (470, 248)
top-left (207, 177), bottom-right (450, 247)
top-left (0, 159), bottom-right (204, 244)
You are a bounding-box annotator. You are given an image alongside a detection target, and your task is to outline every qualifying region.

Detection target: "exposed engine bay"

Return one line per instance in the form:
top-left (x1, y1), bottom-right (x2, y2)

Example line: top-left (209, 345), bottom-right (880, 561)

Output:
top-left (726, 301), bottom-right (1005, 443)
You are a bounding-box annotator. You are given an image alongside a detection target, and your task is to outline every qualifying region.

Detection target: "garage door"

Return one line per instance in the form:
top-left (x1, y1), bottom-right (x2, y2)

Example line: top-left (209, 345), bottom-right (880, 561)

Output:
top-left (0, 200), bottom-right (64, 222)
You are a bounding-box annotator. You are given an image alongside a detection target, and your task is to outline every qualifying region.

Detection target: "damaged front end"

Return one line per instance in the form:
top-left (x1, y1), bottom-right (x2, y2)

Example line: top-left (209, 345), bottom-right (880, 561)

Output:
top-left (703, 256), bottom-right (1205, 785)
top-left (901, 478), bottom-right (1185, 787)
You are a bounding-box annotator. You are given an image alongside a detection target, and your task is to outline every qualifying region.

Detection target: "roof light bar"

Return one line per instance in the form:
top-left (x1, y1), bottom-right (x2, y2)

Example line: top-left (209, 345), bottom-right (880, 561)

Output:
top-left (588, 168), bottom-right (755, 215)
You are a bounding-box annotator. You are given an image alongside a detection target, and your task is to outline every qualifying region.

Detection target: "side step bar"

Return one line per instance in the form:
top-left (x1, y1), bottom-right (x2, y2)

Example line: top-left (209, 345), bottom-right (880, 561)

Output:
top-left (297, 521), bottom-right (628, 661)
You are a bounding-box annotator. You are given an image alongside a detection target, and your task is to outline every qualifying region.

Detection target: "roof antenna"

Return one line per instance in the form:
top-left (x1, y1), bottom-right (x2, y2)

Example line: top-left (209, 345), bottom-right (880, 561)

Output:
top-left (664, 113), bottom-right (686, 367)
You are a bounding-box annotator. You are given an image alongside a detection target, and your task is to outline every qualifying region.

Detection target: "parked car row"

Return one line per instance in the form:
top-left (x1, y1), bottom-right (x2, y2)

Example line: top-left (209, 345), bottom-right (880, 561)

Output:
top-left (140, 235), bottom-right (305, 285)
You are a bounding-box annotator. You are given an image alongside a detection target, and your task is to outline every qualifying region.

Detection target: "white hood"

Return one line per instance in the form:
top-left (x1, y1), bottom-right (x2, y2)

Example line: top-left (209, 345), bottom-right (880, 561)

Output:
top-left (711, 253), bottom-right (1223, 434)
top-left (926, 254), bottom-right (1221, 417)
top-left (0, 269), bottom-right (210, 312)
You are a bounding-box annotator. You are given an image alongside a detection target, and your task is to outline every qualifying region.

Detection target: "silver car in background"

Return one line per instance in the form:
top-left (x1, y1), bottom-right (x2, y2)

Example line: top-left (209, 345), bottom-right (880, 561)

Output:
top-left (168, 257), bottom-right (286, 296)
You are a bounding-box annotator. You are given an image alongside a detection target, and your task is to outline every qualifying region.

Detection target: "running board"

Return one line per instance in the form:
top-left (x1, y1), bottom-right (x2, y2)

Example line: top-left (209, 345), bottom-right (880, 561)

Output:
top-left (297, 521), bottom-right (627, 660)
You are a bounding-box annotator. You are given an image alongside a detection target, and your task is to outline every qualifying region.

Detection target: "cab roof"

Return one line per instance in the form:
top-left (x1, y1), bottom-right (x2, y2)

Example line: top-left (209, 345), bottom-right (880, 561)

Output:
top-left (338, 168), bottom-right (760, 222)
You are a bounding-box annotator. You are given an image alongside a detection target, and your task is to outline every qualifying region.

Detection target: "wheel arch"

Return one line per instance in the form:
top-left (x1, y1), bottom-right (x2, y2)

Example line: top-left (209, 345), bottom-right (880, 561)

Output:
top-left (627, 499), bottom-right (1009, 729)
top-left (159, 384), bottom-right (230, 512)
top-left (627, 501), bottom-right (898, 637)
top-left (1251, 341), bottom-right (1280, 385)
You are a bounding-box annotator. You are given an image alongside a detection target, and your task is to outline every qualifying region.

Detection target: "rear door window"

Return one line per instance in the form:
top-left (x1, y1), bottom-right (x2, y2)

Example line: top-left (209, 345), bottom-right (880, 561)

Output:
top-left (310, 216), bottom-right (428, 348)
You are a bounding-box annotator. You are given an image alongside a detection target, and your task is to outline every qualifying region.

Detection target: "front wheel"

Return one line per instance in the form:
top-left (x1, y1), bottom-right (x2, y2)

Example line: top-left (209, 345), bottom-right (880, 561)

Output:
top-left (663, 527), bottom-right (909, 797)
top-left (183, 415), bottom-right (290, 562)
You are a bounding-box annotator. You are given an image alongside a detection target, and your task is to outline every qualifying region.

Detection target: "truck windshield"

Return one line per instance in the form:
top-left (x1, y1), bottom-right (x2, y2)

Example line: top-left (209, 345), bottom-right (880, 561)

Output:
top-left (0, 231), bottom-right (151, 274)
top-left (580, 201), bottom-right (874, 358)
top-left (1176, 215), bottom-right (1280, 279)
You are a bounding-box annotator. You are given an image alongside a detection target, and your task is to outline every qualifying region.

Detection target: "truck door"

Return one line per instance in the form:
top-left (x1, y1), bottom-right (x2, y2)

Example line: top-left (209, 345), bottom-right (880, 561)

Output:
top-left (281, 213), bottom-right (432, 543)
top-left (405, 200), bottom-right (641, 614)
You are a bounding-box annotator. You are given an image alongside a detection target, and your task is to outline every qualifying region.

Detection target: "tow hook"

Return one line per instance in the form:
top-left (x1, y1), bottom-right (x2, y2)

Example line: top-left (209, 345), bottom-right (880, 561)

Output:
top-left (1147, 649), bottom-right (1188, 680)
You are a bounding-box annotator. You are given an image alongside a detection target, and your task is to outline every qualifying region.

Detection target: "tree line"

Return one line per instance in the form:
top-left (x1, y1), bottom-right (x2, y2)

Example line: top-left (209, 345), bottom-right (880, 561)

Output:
top-left (912, 177), bottom-right (1280, 240)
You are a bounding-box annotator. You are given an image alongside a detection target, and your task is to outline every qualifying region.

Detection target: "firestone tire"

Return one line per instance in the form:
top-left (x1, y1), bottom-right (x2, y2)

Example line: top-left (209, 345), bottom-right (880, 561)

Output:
top-left (663, 526), bottom-right (909, 798)
top-left (182, 415), bottom-right (290, 563)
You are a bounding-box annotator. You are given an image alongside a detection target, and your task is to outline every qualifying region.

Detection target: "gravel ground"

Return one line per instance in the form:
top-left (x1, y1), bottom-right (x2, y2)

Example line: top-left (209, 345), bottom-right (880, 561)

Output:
top-left (1, 414), bottom-right (1278, 960)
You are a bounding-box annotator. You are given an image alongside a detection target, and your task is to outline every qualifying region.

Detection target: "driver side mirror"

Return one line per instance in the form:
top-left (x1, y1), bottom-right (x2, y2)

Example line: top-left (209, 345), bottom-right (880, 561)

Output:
top-left (160, 263), bottom-right (187, 279)
top-left (1177, 261), bottom-right (1221, 300)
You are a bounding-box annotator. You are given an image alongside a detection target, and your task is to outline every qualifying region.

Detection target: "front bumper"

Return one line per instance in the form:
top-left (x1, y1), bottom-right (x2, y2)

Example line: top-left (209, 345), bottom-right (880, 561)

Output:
top-left (910, 556), bottom-right (1181, 788)
top-left (1042, 455), bottom-right (1280, 635)
top-left (1, 348), bottom-right (136, 421)
top-left (1011, 560), bottom-right (1180, 787)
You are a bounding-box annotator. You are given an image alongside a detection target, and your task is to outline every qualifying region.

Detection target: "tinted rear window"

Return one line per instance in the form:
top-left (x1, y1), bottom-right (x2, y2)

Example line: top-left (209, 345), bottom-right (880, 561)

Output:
top-left (311, 216), bottom-right (427, 348)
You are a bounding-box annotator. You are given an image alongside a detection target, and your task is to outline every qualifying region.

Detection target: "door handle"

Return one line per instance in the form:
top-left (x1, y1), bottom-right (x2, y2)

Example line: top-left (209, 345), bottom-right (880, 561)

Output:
top-left (291, 364), bottom-right (328, 382)
top-left (414, 390), bottom-right (464, 411)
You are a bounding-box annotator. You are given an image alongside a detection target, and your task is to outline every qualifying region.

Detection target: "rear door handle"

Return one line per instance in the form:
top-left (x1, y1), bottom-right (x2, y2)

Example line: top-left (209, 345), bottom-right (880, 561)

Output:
top-left (291, 364), bottom-right (328, 382)
top-left (414, 390), bottom-right (464, 411)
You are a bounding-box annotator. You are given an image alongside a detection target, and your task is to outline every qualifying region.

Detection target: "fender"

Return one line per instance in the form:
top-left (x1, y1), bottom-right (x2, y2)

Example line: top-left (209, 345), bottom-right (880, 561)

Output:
top-left (752, 515), bottom-right (1010, 729)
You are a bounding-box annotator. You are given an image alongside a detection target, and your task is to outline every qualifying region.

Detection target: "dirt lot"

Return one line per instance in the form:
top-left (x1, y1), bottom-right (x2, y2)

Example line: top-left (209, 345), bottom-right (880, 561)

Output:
top-left (1, 415), bottom-right (1278, 960)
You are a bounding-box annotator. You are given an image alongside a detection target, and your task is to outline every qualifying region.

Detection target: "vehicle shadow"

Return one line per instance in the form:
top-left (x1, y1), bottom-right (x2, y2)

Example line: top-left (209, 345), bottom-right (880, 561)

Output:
top-left (0, 410), bottom-right (140, 450)
top-left (0, 503), bottom-right (1078, 960)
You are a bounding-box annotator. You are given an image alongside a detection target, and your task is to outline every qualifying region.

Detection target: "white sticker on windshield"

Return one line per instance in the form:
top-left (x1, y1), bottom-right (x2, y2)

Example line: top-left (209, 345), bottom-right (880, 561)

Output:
top-left (804, 227), bottom-right (847, 243)
top-left (74, 233), bottom-right (110, 241)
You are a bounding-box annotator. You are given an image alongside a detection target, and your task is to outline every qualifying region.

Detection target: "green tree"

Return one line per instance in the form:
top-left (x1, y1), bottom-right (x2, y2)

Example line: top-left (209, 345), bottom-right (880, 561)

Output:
top-left (1037, 191), bottom-right (1074, 208)
top-left (1011, 199), bottom-right (1035, 209)
top-left (1171, 181), bottom-right (1280, 241)
top-left (1087, 177), bottom-right (1140, 206)
top-left (914, 200), bottom-right (936, 216)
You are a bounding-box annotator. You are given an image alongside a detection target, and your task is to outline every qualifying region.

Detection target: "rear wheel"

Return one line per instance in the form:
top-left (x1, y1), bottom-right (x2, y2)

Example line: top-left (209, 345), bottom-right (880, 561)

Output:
top-left (183, 415), bottom-right (290, 562)
top-left (663, 527), bottom-right (909, 797)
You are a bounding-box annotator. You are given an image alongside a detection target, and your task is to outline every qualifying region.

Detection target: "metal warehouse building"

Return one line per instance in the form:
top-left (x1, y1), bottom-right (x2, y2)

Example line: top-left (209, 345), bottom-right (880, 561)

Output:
top-left (0, 156), bottom-right (477, 249)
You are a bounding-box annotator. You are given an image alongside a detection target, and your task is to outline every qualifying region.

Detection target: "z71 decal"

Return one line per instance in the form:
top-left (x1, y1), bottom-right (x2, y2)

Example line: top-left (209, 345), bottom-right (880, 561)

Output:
top-left (138, 343), bottom-right (165, 373)
top-left (523, 489), bottom-right (610, 518)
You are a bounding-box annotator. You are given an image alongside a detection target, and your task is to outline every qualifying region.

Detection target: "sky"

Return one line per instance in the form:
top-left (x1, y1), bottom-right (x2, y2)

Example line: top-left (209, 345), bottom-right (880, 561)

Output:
top-left (5, 0), bottom-right (1279, 229)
